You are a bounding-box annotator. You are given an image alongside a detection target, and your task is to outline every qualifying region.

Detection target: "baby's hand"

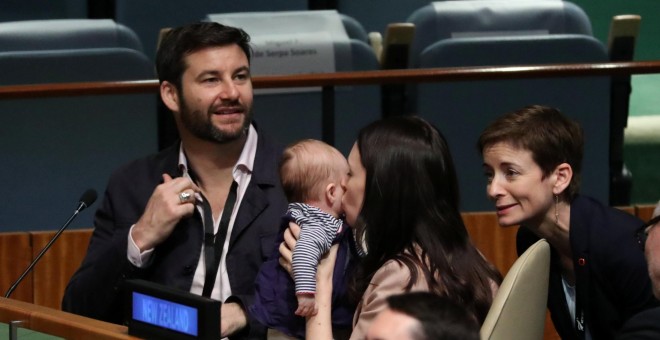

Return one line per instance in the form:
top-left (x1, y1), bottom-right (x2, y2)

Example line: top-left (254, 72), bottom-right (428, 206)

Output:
top-left (295, 294), bottom-right (318, 317)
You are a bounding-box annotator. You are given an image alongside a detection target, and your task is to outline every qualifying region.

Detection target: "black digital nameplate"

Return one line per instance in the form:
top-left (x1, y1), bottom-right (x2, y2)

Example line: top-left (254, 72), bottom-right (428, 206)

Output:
top-left (124, 279), bottom-right (220, 340)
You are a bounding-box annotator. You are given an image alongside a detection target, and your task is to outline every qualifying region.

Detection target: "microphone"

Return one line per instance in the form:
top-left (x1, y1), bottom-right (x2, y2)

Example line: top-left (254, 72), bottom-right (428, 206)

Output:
top-left (4, 189), bottom-right (98, 298)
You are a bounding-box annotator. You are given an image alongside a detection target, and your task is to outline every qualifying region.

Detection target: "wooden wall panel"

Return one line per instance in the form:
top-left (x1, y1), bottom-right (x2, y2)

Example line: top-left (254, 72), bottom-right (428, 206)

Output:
top-left (636, 204), bottom-right (658, 222)
top-left (544, 312), bottom-right (561, 340)
top-left (462, 211), bottom-right (519, 275)
top-left (30, 229), bottom-right (92, 310)
top-left (11, 204), bottom-right (656, 339)
top-left (0, 232), bottom-right (33, 303)
top-left (617, 206), bottom-right (636, 216)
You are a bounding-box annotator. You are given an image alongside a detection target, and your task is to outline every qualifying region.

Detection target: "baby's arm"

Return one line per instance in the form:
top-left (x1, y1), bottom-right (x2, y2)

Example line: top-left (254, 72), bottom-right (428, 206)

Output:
top-left (292, 224), bottom-right (327, 316)
top-left (288, 203), bottom-right (342, 317)
top-left (293, 232), bottom-right (319, 317)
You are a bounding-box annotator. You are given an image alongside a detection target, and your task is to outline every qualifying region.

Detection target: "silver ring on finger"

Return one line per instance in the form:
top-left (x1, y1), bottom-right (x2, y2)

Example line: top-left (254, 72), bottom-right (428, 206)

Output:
top-left (179, 191), bottom-right (192, 204)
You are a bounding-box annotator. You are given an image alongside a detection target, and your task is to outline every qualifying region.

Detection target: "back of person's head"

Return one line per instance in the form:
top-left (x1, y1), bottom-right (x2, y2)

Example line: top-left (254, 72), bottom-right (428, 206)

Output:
top-left (279, 139), bottom-right (346, 203)
top-left (477, 105), bottom-right (584, 201)
top-left (352, 115), bottom-right (501, 324)
top-left (387, 292), bottom-right (480, 340)
top-left (156, 21), bottom-right (251, 89)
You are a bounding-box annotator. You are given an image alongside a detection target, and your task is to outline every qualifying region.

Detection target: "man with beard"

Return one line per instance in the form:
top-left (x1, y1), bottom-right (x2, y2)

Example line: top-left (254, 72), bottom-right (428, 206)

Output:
top-left (62, 22), bottom-right (288, 339)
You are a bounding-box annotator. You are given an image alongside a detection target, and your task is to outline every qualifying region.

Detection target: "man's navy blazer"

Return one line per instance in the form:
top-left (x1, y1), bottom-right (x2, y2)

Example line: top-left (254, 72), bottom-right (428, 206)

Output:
top-left (62, 125), bottom-right (288, 339)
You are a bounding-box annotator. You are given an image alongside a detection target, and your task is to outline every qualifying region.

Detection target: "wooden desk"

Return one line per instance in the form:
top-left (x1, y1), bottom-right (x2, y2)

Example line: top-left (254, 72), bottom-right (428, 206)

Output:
top-left (0, 297), bottom-right (138, 340)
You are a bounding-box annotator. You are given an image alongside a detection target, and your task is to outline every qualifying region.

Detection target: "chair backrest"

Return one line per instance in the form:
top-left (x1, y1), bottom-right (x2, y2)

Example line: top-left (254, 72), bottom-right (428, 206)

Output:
top-left (338, 0), bottom-right (430, 35)
top-left (0, 48), bottom-right (153, 85)
top-left (205, 10), bottom-right (381, 154)
top-left (416, 34), bottom-right (610, 211)
top-left (0, 0), bottom-right (87, 22)
top-left (480, 239), bottom-right (551, 340)
top-left (252, 39), bottom-right (381, 154)
top-left (339, 13), bottom-right (370, 43)
top-left (407, 0), bottom-right (593, 67)
top-left (0, 20), bottom-right (158, 231)
top-left (115, 0), bottom-right (307, 61)
top-left (0, 19), bottom-right (144, 53)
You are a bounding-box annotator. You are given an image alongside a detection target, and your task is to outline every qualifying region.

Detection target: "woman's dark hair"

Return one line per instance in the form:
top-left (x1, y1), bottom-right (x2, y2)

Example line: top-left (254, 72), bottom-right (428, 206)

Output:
top-left (155, 21), bottom-right (251, 90)
top-left (477, 105), bottom-right (584, 201)
top-left (351, 116), bottom-right (502, 324)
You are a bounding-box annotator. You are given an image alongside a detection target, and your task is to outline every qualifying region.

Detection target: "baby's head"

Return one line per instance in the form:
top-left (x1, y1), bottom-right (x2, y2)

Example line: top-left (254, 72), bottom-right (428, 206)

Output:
top-left (279, 139), bottom-right (349, 218)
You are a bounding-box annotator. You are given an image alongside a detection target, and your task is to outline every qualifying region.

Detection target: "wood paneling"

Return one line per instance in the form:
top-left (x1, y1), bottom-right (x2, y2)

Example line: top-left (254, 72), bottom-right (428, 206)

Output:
top-left (30, 229), bottom-right (92, 310)
top-left (0, 232), bottom-right (32, 303)
top-left (636, 204), bottom-right (658, 222)
top-left (616, 205), bottom-right (636, 216)
top-left (463, 211), bottom-right (519, 275)
top-left (3, 204), bottom-right (656, 339)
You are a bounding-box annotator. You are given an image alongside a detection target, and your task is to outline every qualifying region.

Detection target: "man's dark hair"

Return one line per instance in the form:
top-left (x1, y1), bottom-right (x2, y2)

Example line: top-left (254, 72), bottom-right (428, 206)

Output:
top-left (387, 292), bottom-right (480, 340)
top-left (155, 21), bottom-right (251, 90)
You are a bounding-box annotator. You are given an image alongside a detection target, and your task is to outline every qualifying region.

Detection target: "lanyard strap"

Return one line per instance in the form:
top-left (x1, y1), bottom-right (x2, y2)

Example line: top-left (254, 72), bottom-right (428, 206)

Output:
top-left (574, 285), bottom-right (585, 338)
top-left (201, 180), bottom-right (238, 298)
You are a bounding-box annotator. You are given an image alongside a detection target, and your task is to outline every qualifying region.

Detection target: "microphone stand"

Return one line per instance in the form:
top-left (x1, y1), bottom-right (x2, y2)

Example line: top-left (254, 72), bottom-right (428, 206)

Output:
top-left (4, 203), bottom-right (86, 298)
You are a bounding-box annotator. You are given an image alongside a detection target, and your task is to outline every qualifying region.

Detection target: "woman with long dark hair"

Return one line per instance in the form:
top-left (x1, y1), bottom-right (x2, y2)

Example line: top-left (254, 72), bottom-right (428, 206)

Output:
top-left (281, 116), bottom-right (501, 339)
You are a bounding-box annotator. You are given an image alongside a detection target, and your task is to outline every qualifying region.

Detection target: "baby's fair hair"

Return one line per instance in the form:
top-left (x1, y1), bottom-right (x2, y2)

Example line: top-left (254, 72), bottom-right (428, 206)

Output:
top-left (279, 139), bottom-right (346, 203)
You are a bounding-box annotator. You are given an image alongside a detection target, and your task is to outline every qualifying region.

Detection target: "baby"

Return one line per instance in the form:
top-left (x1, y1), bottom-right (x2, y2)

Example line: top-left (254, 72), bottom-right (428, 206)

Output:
top-left (249, 139), bottom-right (357, 338)
top-left (279, 139), bottom-right (349, 317)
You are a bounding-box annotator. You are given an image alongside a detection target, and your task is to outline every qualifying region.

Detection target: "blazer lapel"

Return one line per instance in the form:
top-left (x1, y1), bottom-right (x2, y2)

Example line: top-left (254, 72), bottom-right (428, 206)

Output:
top-left (227, 125), bottom-right (281, 247)
top-left (230, 182), bottom-right (269, 246)
top-left (154, 141), bottom-right (183, 179)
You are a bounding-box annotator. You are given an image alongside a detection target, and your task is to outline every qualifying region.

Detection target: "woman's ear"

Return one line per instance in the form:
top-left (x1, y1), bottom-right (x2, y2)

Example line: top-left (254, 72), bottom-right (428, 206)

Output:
top-left (553, 163), bottom-right (573, 195)
top-left (160, 81), bottom-right (180, 113)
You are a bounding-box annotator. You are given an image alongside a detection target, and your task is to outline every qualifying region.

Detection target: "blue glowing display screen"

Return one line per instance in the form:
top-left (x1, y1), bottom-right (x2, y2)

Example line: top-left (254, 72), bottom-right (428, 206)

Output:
top-left (132, 292), bottom-right (198, 336)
